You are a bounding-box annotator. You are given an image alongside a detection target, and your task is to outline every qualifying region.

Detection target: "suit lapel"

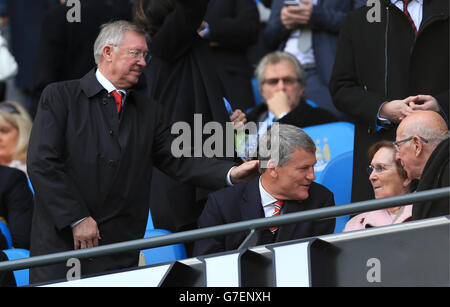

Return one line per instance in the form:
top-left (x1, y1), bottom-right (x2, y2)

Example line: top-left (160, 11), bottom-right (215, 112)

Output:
top-left (276, 200), bottom-right (304, 242)
top-left (240, 176), bottom-right (265, 222)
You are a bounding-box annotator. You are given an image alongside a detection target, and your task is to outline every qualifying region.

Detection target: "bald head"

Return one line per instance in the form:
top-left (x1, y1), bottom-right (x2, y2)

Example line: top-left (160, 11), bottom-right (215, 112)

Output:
top-left (396, 111), bottom-right (449, 180)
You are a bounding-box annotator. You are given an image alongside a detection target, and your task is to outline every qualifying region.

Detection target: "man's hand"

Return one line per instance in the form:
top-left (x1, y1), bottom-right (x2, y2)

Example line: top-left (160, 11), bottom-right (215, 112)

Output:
top-left (408, 95), bottom-right (441, 113)
top-left (281, 0), bottom-right (314, 30)
top-left (72, 216), bottom-right (101, 250)
top-left (229, 109), bottom-right (247, 131)
top-left (266, 91), bottom-right (291, 118)
top-left (379, 97), bottom-right (416, 123)
top-left (230, 160), bottom-right (260, 184)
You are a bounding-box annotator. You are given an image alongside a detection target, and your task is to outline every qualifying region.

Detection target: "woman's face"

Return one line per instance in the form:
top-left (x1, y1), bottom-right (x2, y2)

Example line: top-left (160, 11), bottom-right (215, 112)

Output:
top-left (369, 147), bottom-right (409, 199)
top-left (0, 119), bottom-right (18, 165)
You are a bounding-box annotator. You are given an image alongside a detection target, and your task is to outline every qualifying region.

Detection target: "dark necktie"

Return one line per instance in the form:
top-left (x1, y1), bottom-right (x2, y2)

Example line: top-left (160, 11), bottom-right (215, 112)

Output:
top-left (401, 0), bottom-right (418, 36)
top-left (111, 90), bottom-right (123, 114)
top-left (269, 200), bottom-right (284, 234)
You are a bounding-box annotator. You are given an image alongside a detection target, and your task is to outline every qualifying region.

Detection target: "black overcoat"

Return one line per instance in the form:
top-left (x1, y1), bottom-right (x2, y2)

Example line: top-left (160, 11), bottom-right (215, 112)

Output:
top-left (27, 69), bottom-right (234, 284)
top-left (329, 0), bottom-right (449, 203)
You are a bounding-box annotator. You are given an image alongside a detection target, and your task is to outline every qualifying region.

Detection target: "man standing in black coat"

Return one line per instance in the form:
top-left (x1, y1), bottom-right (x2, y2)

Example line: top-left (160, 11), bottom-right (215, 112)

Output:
top-left (329, 0), bottom-right (449, 204)
top-left (27, 20), bottom-right (258, 284)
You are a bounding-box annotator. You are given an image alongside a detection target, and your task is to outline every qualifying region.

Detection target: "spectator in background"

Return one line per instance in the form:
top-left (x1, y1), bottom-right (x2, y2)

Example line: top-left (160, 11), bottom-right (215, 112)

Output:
top-left (5, 0), bottom-right (58, 113)
top-left (193, 124), bottom-right (335, 256)
top-left (200, 0), bottom-right (260, 111)
top-left (0, 101), bottom-right (32, 175)
top-left (247, 51), bottom-right (336, 135)
top-left (394, 111), bottom-right (449, 220)
top-left (0, 165), bottom-right (34, 249)
top-left (264, 0), bottom-right (365, 120)
top-left (329, 1), bottom-right (449, 205)
top-left (135, 0), bottom-right (248, 241)
top-left (32, 0), bottom-right (137, 118)
top-left (343, 141), bottom-right (417, 231)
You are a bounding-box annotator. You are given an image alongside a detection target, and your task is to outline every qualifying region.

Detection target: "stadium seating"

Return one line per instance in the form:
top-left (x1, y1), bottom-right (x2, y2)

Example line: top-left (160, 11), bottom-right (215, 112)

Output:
top-left (317, 151), bottom-right (353, 233)
top-left (140, 210), bottom-right (187, 266)
top-left (303, 121), bottom-right (355, 181)
top-left (0, 220), bottom-right (12, 249)
top-left (2, 248), bottom-right (30, 287)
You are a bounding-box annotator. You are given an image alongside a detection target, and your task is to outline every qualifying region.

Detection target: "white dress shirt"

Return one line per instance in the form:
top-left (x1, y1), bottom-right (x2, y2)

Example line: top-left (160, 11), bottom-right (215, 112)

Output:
top-left (259, 177), bottom-right (281, 218)
top-left (391, 0), bottom-right (423, 30)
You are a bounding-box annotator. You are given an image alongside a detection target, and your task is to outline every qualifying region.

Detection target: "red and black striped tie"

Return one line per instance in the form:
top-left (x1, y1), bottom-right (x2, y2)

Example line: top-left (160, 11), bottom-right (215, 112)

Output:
top-left (402, 0), bottom-right (417, 36)
top-left (269, 200), bottom-right (284, 234)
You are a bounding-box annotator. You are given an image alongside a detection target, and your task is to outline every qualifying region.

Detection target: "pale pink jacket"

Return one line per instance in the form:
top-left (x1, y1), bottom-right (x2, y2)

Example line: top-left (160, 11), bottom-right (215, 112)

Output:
top-left (343, 205), bottom-right (413, 232)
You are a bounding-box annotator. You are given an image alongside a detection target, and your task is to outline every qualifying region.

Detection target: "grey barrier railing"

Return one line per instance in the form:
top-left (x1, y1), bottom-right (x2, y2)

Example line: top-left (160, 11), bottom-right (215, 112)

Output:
top-left (0, 187), bottom-right (449, 272)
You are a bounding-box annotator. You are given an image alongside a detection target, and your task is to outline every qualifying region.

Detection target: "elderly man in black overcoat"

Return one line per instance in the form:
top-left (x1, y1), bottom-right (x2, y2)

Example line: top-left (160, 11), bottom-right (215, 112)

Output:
top-left (27, 20), bottom-right (257, 284)
top-left (329, 0), bottom-right (449, 204)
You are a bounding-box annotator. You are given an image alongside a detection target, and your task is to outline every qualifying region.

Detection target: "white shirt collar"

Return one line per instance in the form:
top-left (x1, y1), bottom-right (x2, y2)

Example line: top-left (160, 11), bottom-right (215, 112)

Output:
top-left (391, 0), bottom-right (423, 5)
top-left (95, 69), bottom-right (127, 96)
top-left (259, 176), bottom-right (277, 208)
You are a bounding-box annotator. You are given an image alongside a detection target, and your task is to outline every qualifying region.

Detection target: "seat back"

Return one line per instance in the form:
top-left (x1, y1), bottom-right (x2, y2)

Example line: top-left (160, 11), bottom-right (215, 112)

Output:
top-left (317, 151), bottom-right (354, 233)
top-left (0, 220), bottom-right (12, 249)
top-left (140, 229), bottom-right (187, 266)
top-left (303, 121), bottom-right (355, 182)
top-left (2, 248), bottom-right (30, 287)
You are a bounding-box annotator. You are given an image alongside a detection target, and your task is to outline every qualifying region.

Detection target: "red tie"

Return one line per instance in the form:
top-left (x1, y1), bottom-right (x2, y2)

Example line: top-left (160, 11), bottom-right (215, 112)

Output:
top-left (402, 0), bottom-right (417, 36)
top-left (111, 90), bottom-right (123, 114)
top-left (269, 200), bottom-right (284, 234)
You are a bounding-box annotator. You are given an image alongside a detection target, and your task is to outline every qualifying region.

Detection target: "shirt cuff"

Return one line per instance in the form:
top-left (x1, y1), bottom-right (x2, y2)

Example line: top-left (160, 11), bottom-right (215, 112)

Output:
top-left (71, 217), bottom-right (87, 228)
top-left (226, 167), bottom-right (235, 186)
top-left (376, 102), bottom-right (392, 131)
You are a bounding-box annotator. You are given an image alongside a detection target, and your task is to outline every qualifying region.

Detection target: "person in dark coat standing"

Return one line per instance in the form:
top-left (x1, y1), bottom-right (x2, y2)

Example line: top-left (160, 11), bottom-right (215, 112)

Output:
top-left (27, 20), bottom-right (258, 284)
top-left (329, 0), bottom-right (449, 204)
top-left (201, 0), bottom-right (260, 111)
top-left (394, 111), bottom-right (449, 220)
top-left (193, 124), bottom-right (335, 256)
top-left (135, 0), bottom-right (248, 238)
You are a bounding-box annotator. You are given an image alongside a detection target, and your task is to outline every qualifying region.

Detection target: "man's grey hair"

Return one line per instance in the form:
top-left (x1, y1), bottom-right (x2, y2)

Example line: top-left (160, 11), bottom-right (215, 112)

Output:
top-left (254, 51), bottom-right (306, 91)
top-left (258, 123), bottom-right (315, 174)
top-left (403, 123), bottom-right (449, 148)
top-left (93, 20), bottom-right (148, 64)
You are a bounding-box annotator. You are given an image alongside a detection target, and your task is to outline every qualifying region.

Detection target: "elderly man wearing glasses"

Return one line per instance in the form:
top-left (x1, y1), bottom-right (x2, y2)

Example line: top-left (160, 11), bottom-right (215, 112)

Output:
top-left (246, 51), bottom-right (336, 135)
top-left (394, 111), bottom-right (449, 221)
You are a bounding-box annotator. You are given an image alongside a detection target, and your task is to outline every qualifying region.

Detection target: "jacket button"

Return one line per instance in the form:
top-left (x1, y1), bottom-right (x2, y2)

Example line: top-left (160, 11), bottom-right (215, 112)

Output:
top-left (108, 160), bottom-right (116, 167)
top-left (109, 130), bottom-right (114, 136)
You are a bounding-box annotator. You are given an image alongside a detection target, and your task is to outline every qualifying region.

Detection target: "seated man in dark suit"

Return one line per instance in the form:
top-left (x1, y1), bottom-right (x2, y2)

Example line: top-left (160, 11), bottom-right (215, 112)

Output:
top-left (247, 51), bottom-right (336, 137)
top-left (193, 124), bottom-right (335, 256)
top-left (394, 111), bottom-right (449, 220)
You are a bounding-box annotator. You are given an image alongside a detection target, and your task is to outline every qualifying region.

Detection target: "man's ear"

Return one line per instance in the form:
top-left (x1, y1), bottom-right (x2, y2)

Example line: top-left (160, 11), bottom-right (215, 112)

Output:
top-left (412, 135), bottom-right (424, 157)
top-left (102, 45), bottom-right (115, 62)
top-left (266, 159), bottom-right (278, 178)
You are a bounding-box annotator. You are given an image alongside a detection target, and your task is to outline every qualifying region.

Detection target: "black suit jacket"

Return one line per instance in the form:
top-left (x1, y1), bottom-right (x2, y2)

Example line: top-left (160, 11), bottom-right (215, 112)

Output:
top-left (27, 69), bottom-right (235, 284)
top-left (204, 0), bottom-right (260, 110)
top-left (0, 165), bottom-right (34, 249)
top-left (247, 99), bottom-right (337, 128)
top-left (193, 176), bottom-right (335, 256)
top-left (413, 138), bottom-right (449, 220)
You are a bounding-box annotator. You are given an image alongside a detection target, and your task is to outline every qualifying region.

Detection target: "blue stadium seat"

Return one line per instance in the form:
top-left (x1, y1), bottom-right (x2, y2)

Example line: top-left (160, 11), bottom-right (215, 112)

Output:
top-left (2, 248), bottom-right (30, 287)
top-left (317, 151), bottom-right (353, 233)
top-left (0, 219), bottom-right (12, 249)
top-left (303, 121), bottom-right (355, 182)
top-left (140, 229), bottom-right (187, 266)
top-left (141, 210), bottom-right (187, 266)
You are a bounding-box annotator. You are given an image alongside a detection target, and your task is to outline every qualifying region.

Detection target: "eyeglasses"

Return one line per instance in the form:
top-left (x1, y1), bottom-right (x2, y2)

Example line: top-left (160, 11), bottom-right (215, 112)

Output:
top-left (127, 49), bottom-right (151, 63)
top-left (393, 136), bottom-right (428, 152)
top-left (367, 164), bottom-right (392, 175)
top-left (263, 77), bottom-right (299, 86)
top-left (0, 103), bottom-right (20, 115)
